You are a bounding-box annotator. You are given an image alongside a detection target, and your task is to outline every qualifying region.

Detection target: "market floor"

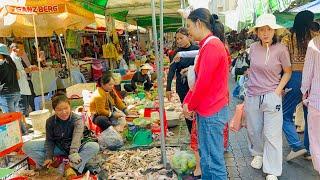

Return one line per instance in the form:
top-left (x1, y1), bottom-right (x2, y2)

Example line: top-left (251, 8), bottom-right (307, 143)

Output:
top-left (226, 78), bottom-right (320, 180)
top-left (226, 129), bottom-right (320, 180)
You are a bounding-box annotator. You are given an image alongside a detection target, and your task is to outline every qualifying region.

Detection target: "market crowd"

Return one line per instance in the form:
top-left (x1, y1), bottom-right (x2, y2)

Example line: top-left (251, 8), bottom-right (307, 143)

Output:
top-left (0, 7), bottom-right (319, 180)
top-left (170, 8), bottom-right (320, 180)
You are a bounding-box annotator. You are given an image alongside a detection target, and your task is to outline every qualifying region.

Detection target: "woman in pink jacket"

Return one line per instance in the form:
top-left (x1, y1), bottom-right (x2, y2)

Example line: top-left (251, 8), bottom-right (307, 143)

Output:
top-left (301, 36), bottom-right (320, 174)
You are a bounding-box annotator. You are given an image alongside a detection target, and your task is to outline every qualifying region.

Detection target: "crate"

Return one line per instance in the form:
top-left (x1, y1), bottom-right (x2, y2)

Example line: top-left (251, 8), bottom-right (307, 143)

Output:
top-left (0, 155), bottom-right (29, 180)
top-left (0, 113), bottom-right (23, 157)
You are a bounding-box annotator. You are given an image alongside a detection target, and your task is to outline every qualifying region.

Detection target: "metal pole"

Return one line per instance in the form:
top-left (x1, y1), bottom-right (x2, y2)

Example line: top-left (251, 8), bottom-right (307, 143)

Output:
top-left (32, 15), bottom-right (45, 109)
top-left (180, 0), bottom-right (185, 27)
top-left (151, 0), bottom-right (167, 168)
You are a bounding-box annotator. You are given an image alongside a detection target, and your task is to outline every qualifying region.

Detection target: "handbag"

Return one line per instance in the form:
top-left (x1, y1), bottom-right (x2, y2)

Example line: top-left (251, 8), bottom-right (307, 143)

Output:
top-left (230, 103), bottom-right (245, 132)
top-left (187, 36), bottom-right (219, 90)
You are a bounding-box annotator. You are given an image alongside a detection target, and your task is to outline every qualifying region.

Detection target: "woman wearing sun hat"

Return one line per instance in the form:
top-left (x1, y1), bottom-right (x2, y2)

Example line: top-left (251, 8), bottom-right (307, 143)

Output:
top-left (124, 63), bottom-right (153, 92)
top-left (245, 14), bottom-right (292, 180)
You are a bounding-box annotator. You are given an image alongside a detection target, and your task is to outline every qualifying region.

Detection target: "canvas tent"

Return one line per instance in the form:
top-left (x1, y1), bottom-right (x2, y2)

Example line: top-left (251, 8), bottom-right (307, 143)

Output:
top-left (74, 0), bottom-right (183, 31)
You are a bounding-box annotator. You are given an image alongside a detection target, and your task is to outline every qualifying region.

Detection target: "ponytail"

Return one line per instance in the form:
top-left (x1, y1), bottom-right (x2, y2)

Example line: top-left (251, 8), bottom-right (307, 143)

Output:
top-left (210, 14), bottom-right (225, 43)
top-left (188, 8), bottom-right (225, 42)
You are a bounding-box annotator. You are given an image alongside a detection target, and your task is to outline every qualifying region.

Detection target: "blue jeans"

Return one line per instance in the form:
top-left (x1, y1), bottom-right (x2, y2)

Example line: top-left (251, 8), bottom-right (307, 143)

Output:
top-left (197, 106), bottom-right (230, 180)
top-left (0, 92), bottom-right (21, 113)
top-left (22, 139), bottom-right (100, 173)
top-left (282, 71), bottom-right (309, 152)
top-left (0, 92), bottom-right (27, 134)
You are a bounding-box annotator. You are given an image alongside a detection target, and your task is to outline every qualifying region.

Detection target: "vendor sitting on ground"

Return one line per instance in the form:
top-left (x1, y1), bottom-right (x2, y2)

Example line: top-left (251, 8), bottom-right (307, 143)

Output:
top-left (124, 64), bottom-right (153, 92)
top-left (90, 72), bottom-right (130, 131)
top-left (23, 92), bottom-right (99, 174)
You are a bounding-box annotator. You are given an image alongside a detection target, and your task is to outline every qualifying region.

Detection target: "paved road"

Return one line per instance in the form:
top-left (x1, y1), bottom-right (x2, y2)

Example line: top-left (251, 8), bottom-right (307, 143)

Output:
top-left (226, 129), bottom-right (319, 180)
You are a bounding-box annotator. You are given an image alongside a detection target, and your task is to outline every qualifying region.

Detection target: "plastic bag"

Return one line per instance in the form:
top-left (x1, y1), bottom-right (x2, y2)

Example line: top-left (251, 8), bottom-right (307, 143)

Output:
top-left (98, 126), bottom-right (124, 150)
top-left (171, 151), bottom-right (196, 175)
top-left (187, 65), bottom-right (196, 90)
top-left (230, 103), bottom-right (245, 132)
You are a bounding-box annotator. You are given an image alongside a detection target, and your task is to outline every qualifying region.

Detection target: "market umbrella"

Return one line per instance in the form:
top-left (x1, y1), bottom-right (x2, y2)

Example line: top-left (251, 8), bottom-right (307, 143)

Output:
top-left (0, 0), bottom-right (95, 37)
top-left (0, 0), bottom-right (95, 108)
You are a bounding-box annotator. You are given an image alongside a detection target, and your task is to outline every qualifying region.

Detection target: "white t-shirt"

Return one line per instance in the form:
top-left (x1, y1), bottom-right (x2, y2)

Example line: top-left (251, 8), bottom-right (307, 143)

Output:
top-left (11, 54), bottom-right (32, 95)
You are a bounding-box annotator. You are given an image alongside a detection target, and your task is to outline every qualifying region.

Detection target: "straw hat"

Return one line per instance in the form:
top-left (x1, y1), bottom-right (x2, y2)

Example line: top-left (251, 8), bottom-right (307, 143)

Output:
top-left (141, 64), bottom-right (152, 70)
top-left (249, 14), bottom-right (284, 34)
top-left (0, 44), bottom-right (10, 56)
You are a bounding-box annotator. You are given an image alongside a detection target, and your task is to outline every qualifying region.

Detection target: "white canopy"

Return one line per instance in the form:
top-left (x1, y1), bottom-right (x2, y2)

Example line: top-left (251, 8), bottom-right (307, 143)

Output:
top-left (290, 0), bottom-right (320, 14)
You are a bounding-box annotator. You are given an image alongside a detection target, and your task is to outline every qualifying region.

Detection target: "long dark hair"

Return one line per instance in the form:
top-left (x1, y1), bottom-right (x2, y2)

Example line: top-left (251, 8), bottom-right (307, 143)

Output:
top-left (187, 8), bottom-right (225, 42)
top-left (291, 10), bottom-right (314, 54)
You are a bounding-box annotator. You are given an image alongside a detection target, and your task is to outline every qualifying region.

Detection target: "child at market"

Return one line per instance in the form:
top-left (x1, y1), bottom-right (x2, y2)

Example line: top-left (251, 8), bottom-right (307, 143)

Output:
top-left (23, 92), bottom-right (100, 174)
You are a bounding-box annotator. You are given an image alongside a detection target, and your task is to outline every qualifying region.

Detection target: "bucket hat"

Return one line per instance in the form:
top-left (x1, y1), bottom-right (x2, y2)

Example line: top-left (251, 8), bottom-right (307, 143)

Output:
top-left (249, 14), bottom-right (284, 33)
top-left (0, 43), bottom-right (10, 56)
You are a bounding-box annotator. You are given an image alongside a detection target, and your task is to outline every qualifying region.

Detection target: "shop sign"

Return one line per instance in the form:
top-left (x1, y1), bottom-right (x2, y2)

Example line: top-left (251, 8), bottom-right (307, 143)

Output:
top-left (6, 4), bottom-right (65, 15)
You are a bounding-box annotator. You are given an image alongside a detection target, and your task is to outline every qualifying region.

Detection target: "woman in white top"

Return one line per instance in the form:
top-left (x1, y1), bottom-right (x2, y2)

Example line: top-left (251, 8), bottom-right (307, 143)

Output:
top-left (10, 43), bottom-right (32, 116)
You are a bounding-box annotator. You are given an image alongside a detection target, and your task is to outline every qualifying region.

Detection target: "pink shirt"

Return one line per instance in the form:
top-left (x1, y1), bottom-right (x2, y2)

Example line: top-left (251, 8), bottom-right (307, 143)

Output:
top-left (247, 42), bottom-right (291, 96)
top-left (301, 36), bottom-right (320, 111)
top-left (184, 34), bottom-right (229, 117)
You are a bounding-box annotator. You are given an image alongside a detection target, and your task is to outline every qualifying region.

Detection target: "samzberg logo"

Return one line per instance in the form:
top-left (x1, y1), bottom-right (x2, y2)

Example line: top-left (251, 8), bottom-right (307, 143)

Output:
top-left (13, 5), bottom-right (59, 14)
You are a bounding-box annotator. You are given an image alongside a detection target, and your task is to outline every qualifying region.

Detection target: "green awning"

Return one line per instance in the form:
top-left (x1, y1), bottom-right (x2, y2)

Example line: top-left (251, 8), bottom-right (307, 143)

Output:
top-left (136, 16), bottom-right (182, 28)
top-left (72, 0), bottom-right (108, 15)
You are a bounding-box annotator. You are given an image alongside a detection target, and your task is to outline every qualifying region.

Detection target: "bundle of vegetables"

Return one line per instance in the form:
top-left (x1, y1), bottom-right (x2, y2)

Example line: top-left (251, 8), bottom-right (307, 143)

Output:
top-left (171, 151), bottom-right (196, 175)
top-left (133, 117), bottom-right (152, 128)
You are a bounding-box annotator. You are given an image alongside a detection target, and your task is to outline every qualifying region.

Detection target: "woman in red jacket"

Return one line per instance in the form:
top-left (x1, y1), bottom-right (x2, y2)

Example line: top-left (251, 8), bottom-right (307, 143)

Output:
top-left (183, 8), bottom-right (230, 179)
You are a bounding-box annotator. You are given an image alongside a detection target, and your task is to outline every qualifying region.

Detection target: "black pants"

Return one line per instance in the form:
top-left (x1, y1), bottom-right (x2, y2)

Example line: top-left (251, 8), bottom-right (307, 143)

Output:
top-left (124, 83), bottom-right (153, 92)
top-left (27, 80), bottom-right (35, 111)
top-left (176, 81), bottom-right (193, 134)
top-left (92, 115), bottom-right (119, 131)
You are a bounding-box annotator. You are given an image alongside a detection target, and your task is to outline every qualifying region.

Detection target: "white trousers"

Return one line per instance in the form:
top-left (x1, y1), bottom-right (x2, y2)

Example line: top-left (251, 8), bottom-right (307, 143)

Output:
top-left (245, 92), bottom-right (283, 176)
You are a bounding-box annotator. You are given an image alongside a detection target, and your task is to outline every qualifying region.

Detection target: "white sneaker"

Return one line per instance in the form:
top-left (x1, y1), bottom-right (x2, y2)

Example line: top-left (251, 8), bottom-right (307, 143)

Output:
top-left (286, 149), bottom-right (307, 161)
top-left (266, 174), bottom-right (278, 180)
top-left (250, 156), bottom-right (263, 169)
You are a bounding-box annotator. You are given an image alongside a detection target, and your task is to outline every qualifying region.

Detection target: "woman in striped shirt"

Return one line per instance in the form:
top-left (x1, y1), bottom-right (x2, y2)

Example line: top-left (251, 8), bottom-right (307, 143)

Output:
top-left (301, 35), bottom-right (320, 174)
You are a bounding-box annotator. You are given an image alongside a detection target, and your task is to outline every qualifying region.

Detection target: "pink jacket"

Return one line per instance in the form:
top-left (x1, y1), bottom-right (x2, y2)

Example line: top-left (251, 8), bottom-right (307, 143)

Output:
top-left (301, 36), bottom-right (320, 111)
